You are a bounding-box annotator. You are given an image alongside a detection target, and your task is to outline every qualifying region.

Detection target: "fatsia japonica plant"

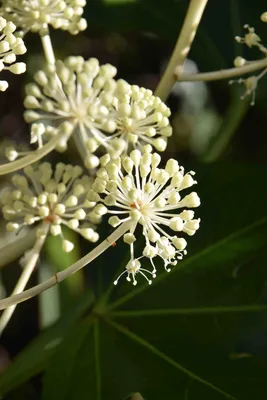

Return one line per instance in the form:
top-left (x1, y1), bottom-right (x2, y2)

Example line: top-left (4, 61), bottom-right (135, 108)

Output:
top-left (1, 1), bottom-right (267, 399)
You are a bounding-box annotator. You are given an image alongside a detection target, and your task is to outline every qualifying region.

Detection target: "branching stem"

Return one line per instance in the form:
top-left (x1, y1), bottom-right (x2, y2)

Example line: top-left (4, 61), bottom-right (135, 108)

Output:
top-left (0, 136), bottom-right (60, 176)
top-left (177, 57), bottom-right (267, 82)
top-left (155, 0), bottom-right (208, 101)
top-left (0, 221), bottom-right (132, 310)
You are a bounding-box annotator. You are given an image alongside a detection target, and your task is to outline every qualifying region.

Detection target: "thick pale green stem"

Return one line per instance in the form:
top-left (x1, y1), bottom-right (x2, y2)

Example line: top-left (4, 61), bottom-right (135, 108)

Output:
top-left (40, 33), bottom-right (55, 65)
top-left (0, 225), bottom-right (48, 335)
top-left (154, 0), bottom-right (208, 101)
top-left (0, 221), bottom-right (131, 310)
top-left (0, 136), bottom-right (60, 176)
top-left (177, 57), bottom-right (267, 82)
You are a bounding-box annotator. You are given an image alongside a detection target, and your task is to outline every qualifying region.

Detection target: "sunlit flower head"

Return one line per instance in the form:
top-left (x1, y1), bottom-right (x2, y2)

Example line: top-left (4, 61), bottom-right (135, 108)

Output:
top-left (0, 16), bottom-right (26, 91)
top-left (1, 162), bottom-right (99, 252)
top-left (0, 0), bottom-right (87, 36)
top-left (23, 56), bottom-right (118, 166)
top-left (89, 149), bottom-right (200, 285)
top-left (95, 81), bottom-right (172, 156)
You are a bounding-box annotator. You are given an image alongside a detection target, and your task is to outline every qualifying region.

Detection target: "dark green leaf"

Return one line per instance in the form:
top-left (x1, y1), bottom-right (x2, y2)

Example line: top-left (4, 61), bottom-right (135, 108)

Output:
top-left (0, 292), bottom-right (94, 397)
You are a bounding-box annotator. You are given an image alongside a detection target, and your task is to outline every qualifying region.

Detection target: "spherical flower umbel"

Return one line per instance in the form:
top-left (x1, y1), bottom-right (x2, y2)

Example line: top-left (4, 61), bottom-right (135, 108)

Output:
top-left (23, 56), bottom-right (118, 165)
top-left (1, 162), bottom-right (99, 252)
top-left (0, 17), bottom-right (26, 91)
top-left (0, 0), bottom-right (87, 36)
top-left (89, 149), bottom-right (200, 285)
top-left (97, 81), bottom-right (172, 156)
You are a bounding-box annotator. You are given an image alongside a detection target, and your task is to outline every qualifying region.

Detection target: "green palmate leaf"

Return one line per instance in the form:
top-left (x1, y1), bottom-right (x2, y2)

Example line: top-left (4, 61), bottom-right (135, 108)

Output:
top-left (42, 321), bottom-right (96, 400)
top-left (105, 318), bottom-right (236, 400)
top-left (2, 162), bottom-right (267, 399)
top-left (0, 292), bottom-right (94, 397)
top-left (101, 251), bottom-right (267, 399)
top-left (42, 318), bottom-right (235, 400)
top-left (110, 304), bottom-right (267, 317)
top-left (42, 255), bottom-right (267, 399)
top-left (42, 321), bottom-right (95, 400)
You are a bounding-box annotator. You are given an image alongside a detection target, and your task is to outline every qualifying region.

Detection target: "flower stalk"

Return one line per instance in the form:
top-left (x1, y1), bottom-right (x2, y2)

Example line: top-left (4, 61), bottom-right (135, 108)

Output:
top-left (0, 135), bottom-right (60, 176)
top-left (176, 57), bottom-right (267, 82)
top-left (40, 32), bottom-right (55, 65)
top-left (0, 221), bottom-right (132, 310)
top-left (0, 224), bottom-right (49, 335)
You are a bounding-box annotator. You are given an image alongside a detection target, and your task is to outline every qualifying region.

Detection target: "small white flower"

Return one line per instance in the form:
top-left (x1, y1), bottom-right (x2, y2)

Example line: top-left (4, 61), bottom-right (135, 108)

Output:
top-left (114, 259), bottom-right (156, 286)
top-left (0, 0), bottom-right (87, 36)
top-left (1, 162), bottom-right (99, 252)
top-left (89, 149), bottom-right (200, 285)
top-left (235, 25), bottom-right (263, 49)
top-left (0, 16), bottom-right (26, 91)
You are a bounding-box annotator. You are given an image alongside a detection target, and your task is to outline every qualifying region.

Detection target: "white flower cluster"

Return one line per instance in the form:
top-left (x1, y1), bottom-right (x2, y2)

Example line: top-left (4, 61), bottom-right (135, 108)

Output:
top-left (0, 0), bottom-right (87, 36)
top-left (99, 81), bottom-right (172, 154)
top-left (231, 23), bottom-right (267, 105)
top-left (23, 57), bottom-right (117, 161)
top-left (1, 162), bottom-right (99, 252)
top-left (0, 16), bottom-right (26, 91)
top-left (23, 56), bottom-right (172, 168)
top-left (88, 149), bottom-right (200, 285)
